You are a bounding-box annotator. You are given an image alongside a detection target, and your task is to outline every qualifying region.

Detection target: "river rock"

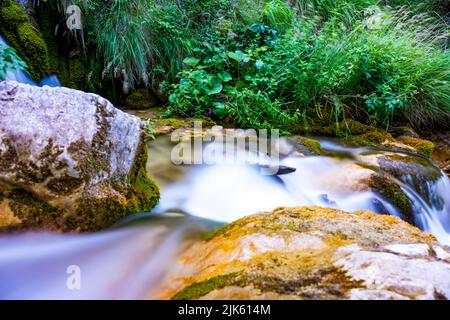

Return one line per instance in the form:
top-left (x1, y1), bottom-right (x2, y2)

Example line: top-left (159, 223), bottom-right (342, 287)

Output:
top-left (0, 81), bottom-right (159, 231)
top-left (157, 206), bottom-right (450, 300)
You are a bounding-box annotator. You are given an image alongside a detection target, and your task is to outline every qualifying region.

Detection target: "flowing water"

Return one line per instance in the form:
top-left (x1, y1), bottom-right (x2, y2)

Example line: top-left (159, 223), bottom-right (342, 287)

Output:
top-left (153, 136), bottom-right (450, 244)
top-left (0, 34), bottom-right (61, 87)
top-left (0, 131), bottom-right (449, 299)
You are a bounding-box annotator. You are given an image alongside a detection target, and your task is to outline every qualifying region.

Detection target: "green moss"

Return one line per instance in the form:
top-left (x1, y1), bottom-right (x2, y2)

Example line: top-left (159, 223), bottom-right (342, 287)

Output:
top-left (129, 138), bottom-right (160, 204)
top-left (124, 88), bottom-right (157, 109)
top-left (397, 137), bottom-right (435, 158)
top-left (296, 137), bottom-right (322, 155)
top-left (47, 175), bottom-right (83, 196)
top-left (70, 138), bottom-right (160, 231)
top-left (155, 117), bottom-right (217, 129)
top-left (369, 173), bottom-right (414, 225)
top-left (0, 2), bottom-right (27, 25)
top-left (7, 189), bottom-right (65, 230)
top-left (320, 119), bottom-right (377, 137)
top-left (154, 118), bottom-right (186, 128)
top-left (172, 273), bottom-right (242, 300)
top-left (0, 0), bottom-right (50, 80)
top-left (349, 131), bottom-right (392, 147)
top-left (172, 261), bottom-right (363, 300)
top-left (244, 267), bottom-right (362, 299)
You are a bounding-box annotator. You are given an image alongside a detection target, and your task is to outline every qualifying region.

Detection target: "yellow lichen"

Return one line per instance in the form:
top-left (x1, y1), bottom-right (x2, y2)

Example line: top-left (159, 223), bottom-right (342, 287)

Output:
top-left (165, 206), bottom-right (437, 300)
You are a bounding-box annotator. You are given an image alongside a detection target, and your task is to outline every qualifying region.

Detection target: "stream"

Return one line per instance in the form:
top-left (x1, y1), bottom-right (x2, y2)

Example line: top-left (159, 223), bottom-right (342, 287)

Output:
top-left (0, 134), bottom-right (448, 299)
top-left (0, 35), bottom-right (61, 87)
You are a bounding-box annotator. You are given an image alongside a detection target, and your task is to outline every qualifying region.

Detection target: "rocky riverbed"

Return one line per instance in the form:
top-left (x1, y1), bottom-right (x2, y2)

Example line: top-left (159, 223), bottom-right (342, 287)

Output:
top-left (0, 81), bottom-right (449, 300)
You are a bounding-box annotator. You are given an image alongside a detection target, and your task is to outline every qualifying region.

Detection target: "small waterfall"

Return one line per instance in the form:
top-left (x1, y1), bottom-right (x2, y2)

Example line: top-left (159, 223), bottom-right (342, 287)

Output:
top-left (0, 34), bottom-right (60, 87)
top-left (39, 74), bottom-right (62, 87)
top-left (155, 138), bottom-right (450, 244)
top-left (399, 174), bottom-right (450, 244)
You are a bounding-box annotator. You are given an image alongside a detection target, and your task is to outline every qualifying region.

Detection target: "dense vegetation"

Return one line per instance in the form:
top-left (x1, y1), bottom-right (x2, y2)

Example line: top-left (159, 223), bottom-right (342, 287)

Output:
top-left (4, 0), bottom-right (450, 132)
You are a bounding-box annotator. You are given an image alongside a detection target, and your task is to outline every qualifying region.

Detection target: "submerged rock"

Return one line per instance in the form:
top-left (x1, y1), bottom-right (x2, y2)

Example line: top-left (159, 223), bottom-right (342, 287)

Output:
top-left (158, 206), bottom-right (450, 300)
top-left (0, 81), bottom-right (159, 231)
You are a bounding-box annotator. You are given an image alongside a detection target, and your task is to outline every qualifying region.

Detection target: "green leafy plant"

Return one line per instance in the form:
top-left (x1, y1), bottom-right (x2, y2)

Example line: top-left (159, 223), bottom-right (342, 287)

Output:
top-left (165, 24), bottom-right (300, 132)
top-left (57, 0), bottom-right (448, 132)
top-left (0, 42), bottom-right (27, 80)
top-left (143, 118), bottom-right (156, 142)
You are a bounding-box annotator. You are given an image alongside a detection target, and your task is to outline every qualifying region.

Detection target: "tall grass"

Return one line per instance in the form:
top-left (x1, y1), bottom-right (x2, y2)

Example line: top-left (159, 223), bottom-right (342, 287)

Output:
top-left (76, 0), bottom-right (267, 92)
top-left (59, 0), bottom-right (448, 130)
top-left (289, 7), bottom-right (450, 128)
top-left (166, 3), bottom-right (449, 131)
top-left (77, 0), bottom-right (198, 92)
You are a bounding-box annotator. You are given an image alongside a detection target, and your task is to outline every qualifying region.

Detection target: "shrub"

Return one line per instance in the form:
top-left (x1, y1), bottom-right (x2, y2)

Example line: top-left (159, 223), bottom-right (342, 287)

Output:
top-left (76, 0), bottom-right (268, 92)
top-left (291, 9), bottom-right (450, 129)
top-left (164, 24), bottom-right (299, 132)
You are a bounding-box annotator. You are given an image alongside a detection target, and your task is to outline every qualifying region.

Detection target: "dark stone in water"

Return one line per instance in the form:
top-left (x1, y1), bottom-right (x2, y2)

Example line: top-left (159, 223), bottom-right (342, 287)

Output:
top-left (259, 165), bottom-right (297, 175)
top-left (275, 165), bottom-right (297, 175)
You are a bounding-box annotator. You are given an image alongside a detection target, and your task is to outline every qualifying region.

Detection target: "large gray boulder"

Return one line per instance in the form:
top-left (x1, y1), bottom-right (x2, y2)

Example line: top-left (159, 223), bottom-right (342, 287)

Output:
top-left (0, 81), bottom-right (159, 231)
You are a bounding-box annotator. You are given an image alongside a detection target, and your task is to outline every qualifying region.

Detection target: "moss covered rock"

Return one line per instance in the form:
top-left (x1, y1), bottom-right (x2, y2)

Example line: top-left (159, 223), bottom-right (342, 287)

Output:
top-left (159, 206), bottom-right (450, 300)
top-left (315, 120), bottom-right (435, 158)
top-left (0, 81), bottom-right (159, 231)
top-left (396, 136), bottom-right (435, 158)
top-left (369, 173), bottom-right (414, 224)
top-left (0, 0), bottom-right (50, 80)
top-left (124, 88), bottom-right (159, 109)
top-left (287, 136), bottom-right (322, 155)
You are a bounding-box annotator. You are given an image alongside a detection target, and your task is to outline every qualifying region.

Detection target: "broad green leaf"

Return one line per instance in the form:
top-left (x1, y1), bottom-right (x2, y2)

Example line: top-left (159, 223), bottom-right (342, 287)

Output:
top-left (202, 76), bottom-right (223, 95)
top-left (218, 71), bottom-right (232, 82)
top-left (227, 50), bottom-right (247, 63)
top-left (183, 57), bottom-right (200, 67)
top-left (212, 102), bottom-right (225, 109)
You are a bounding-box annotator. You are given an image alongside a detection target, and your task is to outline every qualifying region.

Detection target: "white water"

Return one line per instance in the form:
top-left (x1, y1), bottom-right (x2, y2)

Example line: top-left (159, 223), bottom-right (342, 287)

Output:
top-left (0, 134), bottom-right (449, 299)
top-left (0, 216), bottom-right (213, 299)
top-left (156, 139), bottom-right (450, 245)
top-left (0, 34), bottom-right (61, 87)
top-left (156, 156), bottom-right (399, 222)
top-left (399, 175), bottom-right (450, 244)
